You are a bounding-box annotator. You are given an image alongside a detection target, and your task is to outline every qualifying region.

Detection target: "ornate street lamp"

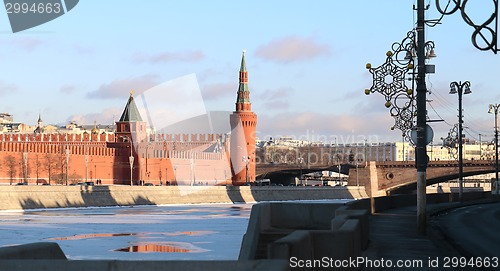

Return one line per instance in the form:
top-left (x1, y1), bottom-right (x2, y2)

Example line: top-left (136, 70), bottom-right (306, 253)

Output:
top-left (365, 17), bottom-right (436, 233)
top-left (449, 81), bottom-right (471, 202)
top-left (441, 123), bottom-right (459, 160)
top-left (364, 0), bottom-right (496, 234)
top-left (365, 30), bottom-right (436, 142)
top-left (488, 103), bottom-right (500, 195)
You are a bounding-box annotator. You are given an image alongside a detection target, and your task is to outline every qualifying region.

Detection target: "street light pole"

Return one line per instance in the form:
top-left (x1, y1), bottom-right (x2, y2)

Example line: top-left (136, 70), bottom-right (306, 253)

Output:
top-left (127, 137), bottom-right (134, 186)
top-left (450, 81), bottom-right (471, 202)
top-left (489, 104), bottom-right (500, 195)
top-left (65, 148), bottom-right (69, 186)
top-left (415, 0), bottom-right (429, 234)
top-left (298, 157), bottom-right (304, 185)
top-left (242, 155), bottom-right (250, 185)
top-left (85, 146), bottom-right (88, 183)
top-left (356, 162), bottom-right (359, 188)
top-left (22, 152), bottom-right (28, 184)
top-left (174, 165), bottom-right (177, 185)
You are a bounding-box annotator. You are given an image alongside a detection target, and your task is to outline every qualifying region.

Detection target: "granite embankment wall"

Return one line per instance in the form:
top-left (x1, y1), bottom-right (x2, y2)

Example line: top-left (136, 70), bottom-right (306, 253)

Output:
top-left (0, 185), bottom-right (368, 210)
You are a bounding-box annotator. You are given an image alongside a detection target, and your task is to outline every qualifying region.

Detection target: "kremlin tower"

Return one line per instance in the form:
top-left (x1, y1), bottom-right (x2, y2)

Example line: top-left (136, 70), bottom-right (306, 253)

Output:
top-left (115, 91), bottom-right (147, 144)
top-left (230, 51), bottom-right (257, 185)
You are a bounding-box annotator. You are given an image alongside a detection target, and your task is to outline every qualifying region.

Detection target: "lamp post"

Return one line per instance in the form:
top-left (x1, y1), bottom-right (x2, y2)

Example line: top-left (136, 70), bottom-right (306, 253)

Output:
top-left (123, 136), bottom-right (134, 186)
top-left (364, 1), bottom-right (437, 233)
top-left (65, 148), bottom-right (69, 186)
top-left (22, 152), bottom-right (28, 184)
top-left (129, 155), bottom-right (134, 186)
top-left (173, 165), bottom-right (177, 185)
top-left (119, 136), bottom-right (134, 186)
top-left (449, 81), bottom-right (472, 202)
top-left (85, 151), bottom-right (89, 183)
top-left (356, 161), bottom-right (359, 188)
top-left (298, 157), bottom-right (304, 185)
top-left (242, 155), bottom-right (250, 185)
top-left (488, 103), bottom-right (500, 195)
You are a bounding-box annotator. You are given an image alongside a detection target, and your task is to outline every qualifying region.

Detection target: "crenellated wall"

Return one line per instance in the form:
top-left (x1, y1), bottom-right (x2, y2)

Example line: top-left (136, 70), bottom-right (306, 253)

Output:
top-left (0, 132), bottom-right (231, 186)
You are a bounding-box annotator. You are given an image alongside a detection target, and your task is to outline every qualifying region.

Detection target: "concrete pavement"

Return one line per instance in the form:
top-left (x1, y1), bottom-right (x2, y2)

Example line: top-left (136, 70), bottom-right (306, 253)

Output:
top-left (430, 202), bottom-right (500, 259)
top-left (360, 199), bottom-right (499, 270)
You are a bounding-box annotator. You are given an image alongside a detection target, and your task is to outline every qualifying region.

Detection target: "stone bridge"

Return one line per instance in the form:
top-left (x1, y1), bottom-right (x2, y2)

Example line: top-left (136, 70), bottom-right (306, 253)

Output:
top-left (256, 160), bottom-right (497, 196)
top-left (352, 160), bottom-right (497, 196)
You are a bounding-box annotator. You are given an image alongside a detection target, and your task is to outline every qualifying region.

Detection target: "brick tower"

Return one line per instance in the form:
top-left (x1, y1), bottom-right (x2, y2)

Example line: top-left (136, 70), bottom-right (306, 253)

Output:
top-left (115, 91), bottom-right (147, 144)
top-left (230, 51), bottom-right (257, 185)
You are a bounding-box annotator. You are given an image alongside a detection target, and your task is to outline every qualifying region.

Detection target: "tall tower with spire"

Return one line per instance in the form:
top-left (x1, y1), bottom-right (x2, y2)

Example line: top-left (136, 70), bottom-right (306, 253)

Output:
top-left (230, 51), bottom-right (257, 185)
top-left (34, 113), bottom-right (44, 134)
top-left (115, 91), bottom-right (147, 143)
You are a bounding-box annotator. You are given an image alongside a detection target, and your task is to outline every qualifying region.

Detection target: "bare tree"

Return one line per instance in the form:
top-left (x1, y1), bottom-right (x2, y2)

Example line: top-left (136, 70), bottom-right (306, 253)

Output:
top-left (54, 150), bottom-right (66, 185)
top-left (44, 153), bottom-right (56, 185)
top-left (21, 153), bottom-right (31, 184)
top-left (35, 154), bottom-right (42, 185)
top-left (4, 155), bottom-right (18, 185)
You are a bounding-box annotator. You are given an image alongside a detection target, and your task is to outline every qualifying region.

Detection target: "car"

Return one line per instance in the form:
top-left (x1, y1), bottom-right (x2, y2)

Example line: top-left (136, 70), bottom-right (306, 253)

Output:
top-left (16, 182), bottom-right (28, 185)
top-left (144, 183), bottom-right (154, 186)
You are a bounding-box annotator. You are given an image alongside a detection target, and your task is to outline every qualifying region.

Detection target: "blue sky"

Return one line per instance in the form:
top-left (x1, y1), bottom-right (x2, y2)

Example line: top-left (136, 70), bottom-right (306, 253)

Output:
top-left (0, 0), bottom-right (499, 144)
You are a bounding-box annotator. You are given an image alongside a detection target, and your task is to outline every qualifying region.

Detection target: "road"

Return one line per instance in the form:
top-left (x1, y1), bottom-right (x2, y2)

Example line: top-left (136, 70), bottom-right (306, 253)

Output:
top-left (432, 202), bottom-right (500, 259)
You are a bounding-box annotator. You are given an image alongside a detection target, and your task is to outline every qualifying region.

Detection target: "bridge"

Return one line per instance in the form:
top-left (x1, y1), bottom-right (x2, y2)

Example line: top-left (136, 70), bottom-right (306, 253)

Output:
top-left (256, 160), bottom-right (497, 196)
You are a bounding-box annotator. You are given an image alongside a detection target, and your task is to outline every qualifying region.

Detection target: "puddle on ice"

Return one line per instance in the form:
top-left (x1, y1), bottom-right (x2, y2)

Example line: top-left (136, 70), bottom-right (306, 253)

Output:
top-left (0, 204), bottom-right (257, 260)
top-left (48, 231), bottom-right (215, 241)
top-left (48, 233), bottom-right (137, 240)
top-left (114, 242), bottom-right (207, 253)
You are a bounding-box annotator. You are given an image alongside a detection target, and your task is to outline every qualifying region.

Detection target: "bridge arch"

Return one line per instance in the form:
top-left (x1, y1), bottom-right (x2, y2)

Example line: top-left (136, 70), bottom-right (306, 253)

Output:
top-left (345, 160), bottom-right (497, 196)
top-left (390, 169), bottom-right (496, 194)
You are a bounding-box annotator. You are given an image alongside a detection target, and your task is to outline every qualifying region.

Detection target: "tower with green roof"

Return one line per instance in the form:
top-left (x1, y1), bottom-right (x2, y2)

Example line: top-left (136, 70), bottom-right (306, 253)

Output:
top-left (115, 91), bottom-right (147, 143)
top-left (230, 50), bottom-right (257, 185)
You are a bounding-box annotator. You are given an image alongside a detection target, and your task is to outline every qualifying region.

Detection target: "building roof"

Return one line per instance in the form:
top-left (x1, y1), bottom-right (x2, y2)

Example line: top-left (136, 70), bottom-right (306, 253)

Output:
top-left (119, 92), bottom-right (143, 122)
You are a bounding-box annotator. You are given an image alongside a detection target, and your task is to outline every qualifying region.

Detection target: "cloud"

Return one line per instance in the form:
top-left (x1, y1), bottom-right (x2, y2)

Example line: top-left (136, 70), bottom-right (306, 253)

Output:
top-left (132, 50), bottom-right (205, 64)
top-left (73, 44), bottom-right (94, 55)
top-left (60, 84), bottom-right (77, 94)
top-left (87, 74), bottom-right (161, 99)
top-left (257, 87), bottom-right (294, 110)
top-left (255, 36), bottom-right (330, 63)
top-left (201, 82), bottom-right (235, 101)
top-left (0, 37), bottom-right (44, 52)
top-left (0, 81), bottom-right (18, 96)
top-left (66, 107), bottom-right (122, 125)
top-left (12, 37), bottom-right (44, 51)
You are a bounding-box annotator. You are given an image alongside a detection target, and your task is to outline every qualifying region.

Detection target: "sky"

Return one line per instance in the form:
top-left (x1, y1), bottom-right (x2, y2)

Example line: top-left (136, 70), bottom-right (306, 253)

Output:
top-left (0, 0), bottom-right (499, 145)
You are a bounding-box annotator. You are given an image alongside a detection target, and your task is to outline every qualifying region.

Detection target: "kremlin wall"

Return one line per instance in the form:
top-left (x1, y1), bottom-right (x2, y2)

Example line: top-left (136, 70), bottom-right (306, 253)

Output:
top-left (0, 52), bottom-right (257, 187)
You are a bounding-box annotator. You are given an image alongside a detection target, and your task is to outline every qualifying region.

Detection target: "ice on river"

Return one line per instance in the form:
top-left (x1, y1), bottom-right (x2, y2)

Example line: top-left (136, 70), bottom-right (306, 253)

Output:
top-left (0, 203), bottom-right (253, 260)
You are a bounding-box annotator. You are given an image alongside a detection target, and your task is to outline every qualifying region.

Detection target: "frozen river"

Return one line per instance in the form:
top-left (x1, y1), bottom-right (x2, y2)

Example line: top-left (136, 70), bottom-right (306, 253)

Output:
top-left (0, 203), bottom-right (254, 260)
